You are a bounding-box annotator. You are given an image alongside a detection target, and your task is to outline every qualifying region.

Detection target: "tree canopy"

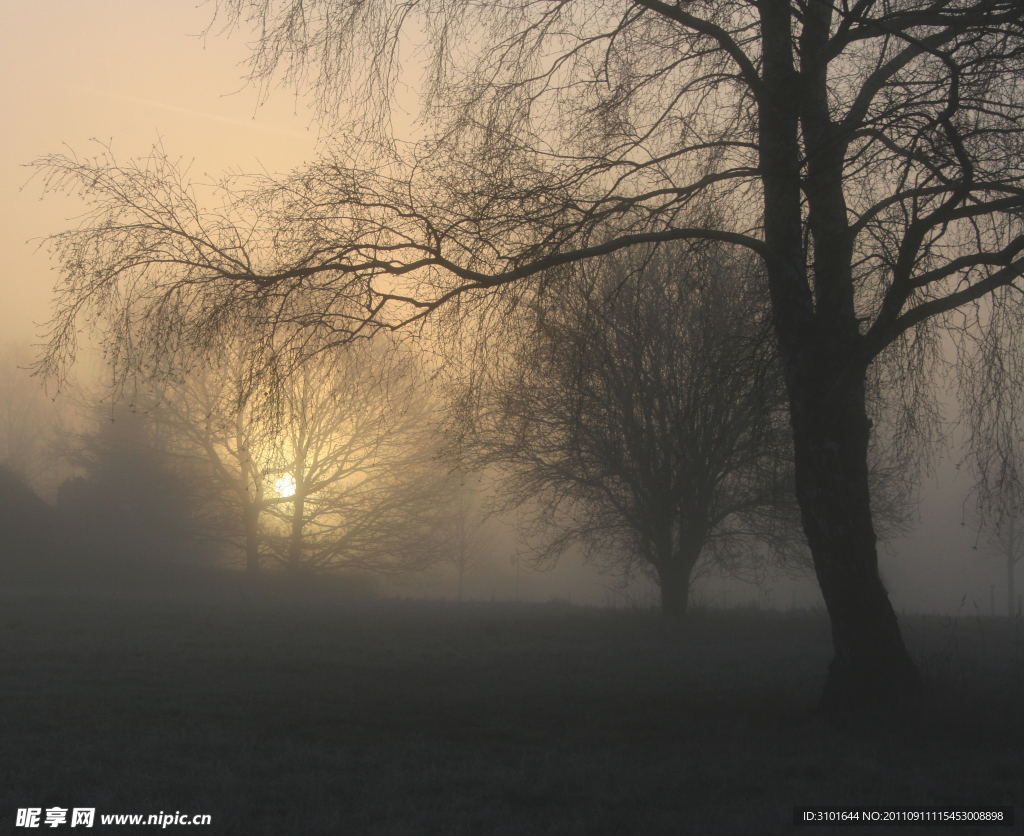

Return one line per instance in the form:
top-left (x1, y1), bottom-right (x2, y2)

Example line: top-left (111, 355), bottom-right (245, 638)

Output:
top-left (455, 241), bottom-right (805, 616)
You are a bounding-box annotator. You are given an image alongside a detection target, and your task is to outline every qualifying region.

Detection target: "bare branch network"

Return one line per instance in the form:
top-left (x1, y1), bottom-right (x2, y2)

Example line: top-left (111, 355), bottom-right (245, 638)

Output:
top-left (34, 0), bottom-right (1024, 377)
top-left (32, 132), bottom-right (765, 386)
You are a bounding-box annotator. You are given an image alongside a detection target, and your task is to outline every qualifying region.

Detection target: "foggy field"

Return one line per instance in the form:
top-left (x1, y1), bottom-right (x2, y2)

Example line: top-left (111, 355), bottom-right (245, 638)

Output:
top-left (0, 591), bottom-right (1020, 835)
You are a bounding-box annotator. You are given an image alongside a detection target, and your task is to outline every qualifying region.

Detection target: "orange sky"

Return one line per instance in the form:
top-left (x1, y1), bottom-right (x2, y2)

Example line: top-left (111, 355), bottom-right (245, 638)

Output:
top-left (1, 1), bottom-right (320, 349)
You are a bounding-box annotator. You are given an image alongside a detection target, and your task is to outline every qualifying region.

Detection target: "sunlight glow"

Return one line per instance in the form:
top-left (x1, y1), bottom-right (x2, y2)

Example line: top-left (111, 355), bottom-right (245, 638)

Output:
top-left (275, 475), bottom-right (296, 497)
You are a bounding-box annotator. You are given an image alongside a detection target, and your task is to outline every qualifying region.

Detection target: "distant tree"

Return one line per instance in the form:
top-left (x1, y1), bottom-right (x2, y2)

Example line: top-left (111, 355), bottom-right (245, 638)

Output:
top-left (964, 479), bottom-right (1024, 620)
top-left (996, 512), bottom-right (1022, 619)
top-left (57, 404), bottom-right (201, 574)
top-left (33, 0), bottom-right (1024, 716)
top-left (454, 242), bottom-right (803, 617)
top-left (261, 342), bottom-right (453, 577)
top-left (148, 339), bottom-right (451, 579)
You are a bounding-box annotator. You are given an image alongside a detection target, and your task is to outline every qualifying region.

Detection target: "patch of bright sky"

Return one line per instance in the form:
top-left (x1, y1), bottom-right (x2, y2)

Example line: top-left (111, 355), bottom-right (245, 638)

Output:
top-left (275, 474), bottom-right (296, 498)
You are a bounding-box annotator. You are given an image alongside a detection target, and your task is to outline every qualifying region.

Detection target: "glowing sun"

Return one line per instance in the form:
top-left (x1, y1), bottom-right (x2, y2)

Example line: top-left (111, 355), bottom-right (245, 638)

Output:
top-left (275, 475), bottom-right (296, 497)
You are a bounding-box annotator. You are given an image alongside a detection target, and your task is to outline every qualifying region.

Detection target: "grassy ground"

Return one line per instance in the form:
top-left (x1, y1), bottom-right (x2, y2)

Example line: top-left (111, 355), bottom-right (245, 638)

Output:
top-left (0, 589), bottom-right (1020, 834)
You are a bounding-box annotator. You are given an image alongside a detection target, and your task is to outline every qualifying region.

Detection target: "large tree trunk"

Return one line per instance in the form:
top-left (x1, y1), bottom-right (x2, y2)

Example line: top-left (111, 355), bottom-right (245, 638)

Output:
top-left (789, 363), bottom-right (920, 716)
top-left (758, 0), bottom-right (919, 719)
top-left (658, 560), bottom-right (691, 619)
top-left (655, 541), bottom-right (702, 620)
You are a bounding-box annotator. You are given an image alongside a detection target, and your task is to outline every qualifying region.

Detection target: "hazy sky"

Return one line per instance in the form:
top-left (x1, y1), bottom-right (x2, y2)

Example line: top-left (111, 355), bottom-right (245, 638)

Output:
top-left (0, 2), bottom-right (1009, 614)
top-left (1, 0), bottom-right (320, 349)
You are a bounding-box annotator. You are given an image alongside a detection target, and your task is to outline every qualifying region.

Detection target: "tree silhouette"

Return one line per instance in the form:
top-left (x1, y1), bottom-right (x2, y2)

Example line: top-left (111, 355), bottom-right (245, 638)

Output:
top-left (441, 468), bottom-right (498, 603)
top-left (259, 343), bottom-right (452, 577)
top-left (454, 241), bottom-right (803, 617)
top-left (148, 339), bottom-right (451, 578)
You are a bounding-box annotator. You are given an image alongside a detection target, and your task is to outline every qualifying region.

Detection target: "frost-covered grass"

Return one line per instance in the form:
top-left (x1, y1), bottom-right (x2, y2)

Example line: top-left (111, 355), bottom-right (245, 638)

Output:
top-left (0, 589), bottom-right (1019, 834)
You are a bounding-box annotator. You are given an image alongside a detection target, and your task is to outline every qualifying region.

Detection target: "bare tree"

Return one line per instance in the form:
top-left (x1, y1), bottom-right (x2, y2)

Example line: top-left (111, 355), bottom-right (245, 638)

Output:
top-left (31, 0), bottom-right (1024, 715)
top-left (260, 341), bottom-right (453, 577)
top-left (453, 241), bottom-right (803, 617)
top-left (995, 513), bottom-right (1023, 619)
top-left (149, 338), bottom-right (451, 578)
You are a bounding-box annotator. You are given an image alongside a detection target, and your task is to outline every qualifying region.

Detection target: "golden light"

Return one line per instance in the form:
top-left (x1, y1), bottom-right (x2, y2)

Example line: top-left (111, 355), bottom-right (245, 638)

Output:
top-left (275, 475), bottom-right (296, 497)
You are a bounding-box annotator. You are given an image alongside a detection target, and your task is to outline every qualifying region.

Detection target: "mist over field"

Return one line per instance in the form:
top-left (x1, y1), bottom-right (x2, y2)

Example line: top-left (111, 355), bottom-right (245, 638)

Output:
top-left (0, 357), bottom-right (1004, 618)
